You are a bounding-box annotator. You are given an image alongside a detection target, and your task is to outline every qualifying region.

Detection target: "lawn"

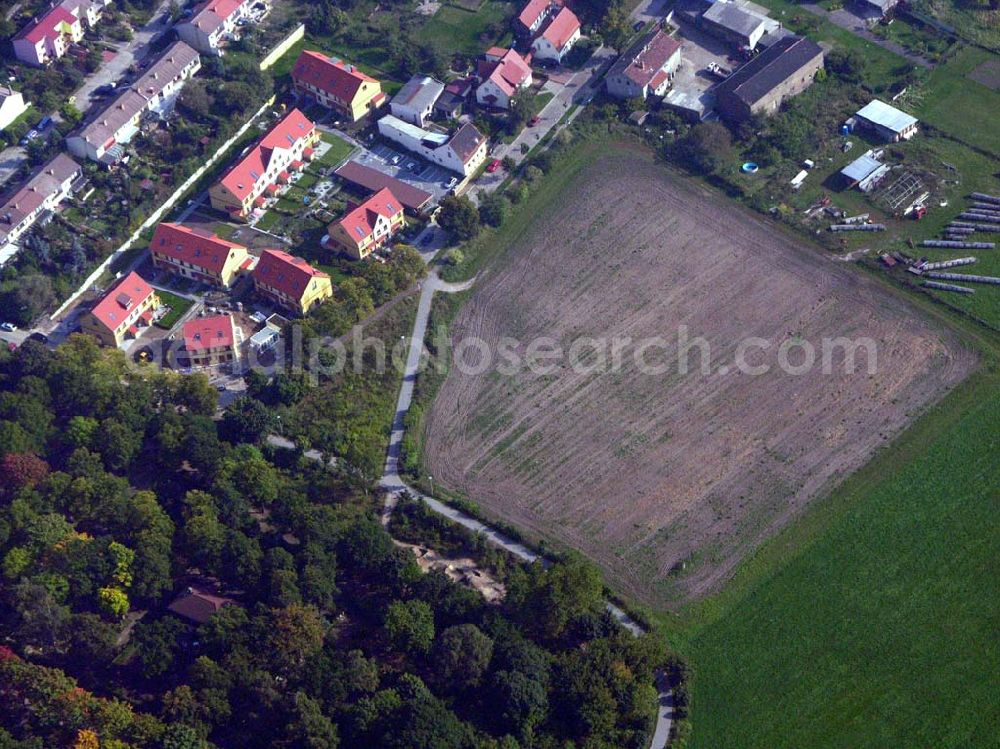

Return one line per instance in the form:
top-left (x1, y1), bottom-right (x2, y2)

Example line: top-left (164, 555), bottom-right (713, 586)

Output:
top-left (916, 45), bottom-right (1000, 156)
top-left (415, 0), bottom-right (514, 55)
top-left (677, 353), bottom-right (1000, 748)
top-left (317, 133), bottom-right (356, 168)
top-left (153, 290), bottom-right (194, 330)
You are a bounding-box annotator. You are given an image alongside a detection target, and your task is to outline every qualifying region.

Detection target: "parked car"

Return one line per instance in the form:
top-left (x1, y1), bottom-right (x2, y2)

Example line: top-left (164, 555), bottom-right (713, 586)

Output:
top-left (486, 159), bottom-right (502, 173)
top-left (528, 116), bottom-right (541, 127)
top-left (94, 83), bottom-right (116, 96)
top-left (36, 116), bottom-right (52, 130)
top-left (28, 331), bottom-right (48, 343)
top-left (0, 322), bottom-right (17, 332)
top-left (633, 20), bottom-right (644, 31)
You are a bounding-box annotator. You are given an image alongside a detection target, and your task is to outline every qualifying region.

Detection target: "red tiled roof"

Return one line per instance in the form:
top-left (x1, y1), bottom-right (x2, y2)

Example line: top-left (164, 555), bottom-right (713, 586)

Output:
top-left (168, 588), bottom-right (235, 624)
top-left (292, 50), bottom-right (379, 103)
top-left (481, 49), bottom-right (532, 98)
top-left (151, 222), bottom-right (247, 275)
top-left (17, 5), bottom-right (78, 44)
top-left (186, 0), bottom-right (244, 33)
top-left (621, 30), bottom-right (682, 88)
top-left (219, 109), bottom-right (315, 202)
top-left (183, 314), bottom-right (235, 352)
top-left (253, 249), bottom-right (330, 302)
top-left (89, 271), bottom-right (155, 333)
top-left (331, 187), bottom-right (402, 249)
top-left (649, 69), bottom-right (669, 90)
top-left (541, 7), bottom-right (580, 50)
top-left (518, 0), bottom-right (560, 30)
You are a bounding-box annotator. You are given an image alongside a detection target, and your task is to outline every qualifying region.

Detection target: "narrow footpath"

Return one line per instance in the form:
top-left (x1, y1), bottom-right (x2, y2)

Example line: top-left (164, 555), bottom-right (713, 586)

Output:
top-left (376, 267), bottom-right (675, 748)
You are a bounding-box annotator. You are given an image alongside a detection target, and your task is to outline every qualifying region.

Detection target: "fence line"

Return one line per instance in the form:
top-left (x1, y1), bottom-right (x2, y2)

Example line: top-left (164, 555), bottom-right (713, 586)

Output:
top-left (50, 96), bottom-right (276, 320)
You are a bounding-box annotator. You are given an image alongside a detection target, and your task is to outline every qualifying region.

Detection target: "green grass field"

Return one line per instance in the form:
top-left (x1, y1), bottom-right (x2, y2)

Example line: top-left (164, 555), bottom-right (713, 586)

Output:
top-left (153, 290), bottom-right (194, 329)
top-left (916, 46), bottom-right (1000, 156)
top-left (415, 0), bottom-right (513, 55)
top-left (317, 132), bottom-right (356, 168)
top-left (676, 347), bottom-right (1000, 748)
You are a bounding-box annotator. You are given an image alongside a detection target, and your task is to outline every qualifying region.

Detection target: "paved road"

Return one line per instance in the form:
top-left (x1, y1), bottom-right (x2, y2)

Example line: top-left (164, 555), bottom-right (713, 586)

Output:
top-left (72, 0), bottom-right (176, 117)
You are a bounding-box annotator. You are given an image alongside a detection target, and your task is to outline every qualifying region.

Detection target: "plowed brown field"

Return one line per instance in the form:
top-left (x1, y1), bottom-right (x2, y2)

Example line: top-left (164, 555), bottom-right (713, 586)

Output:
top-left (422, 145), bottom-right (977, 607)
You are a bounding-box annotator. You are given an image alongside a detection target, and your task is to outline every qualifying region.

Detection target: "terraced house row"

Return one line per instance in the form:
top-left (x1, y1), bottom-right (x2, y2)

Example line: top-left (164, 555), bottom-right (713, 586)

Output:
top-left (209, 108), bottom-right (319, 220)
top-left (67, 41), bottom-right (202, 164)
top-left (148, 221), bottom-right (333, 317)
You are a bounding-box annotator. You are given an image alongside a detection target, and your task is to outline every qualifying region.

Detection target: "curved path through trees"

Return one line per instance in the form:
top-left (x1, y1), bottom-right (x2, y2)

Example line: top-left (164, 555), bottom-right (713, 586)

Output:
top-left (377, 268), bottom-right (675, 748)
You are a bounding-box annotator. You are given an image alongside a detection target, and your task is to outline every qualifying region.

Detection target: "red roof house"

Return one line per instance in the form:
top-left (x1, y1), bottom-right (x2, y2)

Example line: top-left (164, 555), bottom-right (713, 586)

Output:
top-left (532, 6), bottom-right (582, 61)
top-left (476, 48), bottom-right (533, 110)
top-left (291, 50), bottom-right (386, 122)
top-left (79, 271), bottom-right (159, 348)
top-left (252, 249), bottom-right (334, 315)
top-left (209, 108), bottom-right (317, 220)
top-left (182, 314), bottom-right (238, 366)
top-left (150, 222), bottom-right (250, 288)
top-left (327, 187), bottom-right (405, 260)
top-left (517, 0), bottom-right (562, 35)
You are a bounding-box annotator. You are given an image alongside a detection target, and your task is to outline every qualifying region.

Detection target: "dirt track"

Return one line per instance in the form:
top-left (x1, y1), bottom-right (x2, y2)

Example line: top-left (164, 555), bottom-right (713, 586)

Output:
top-left (422, 147), bottom-right (977, 608)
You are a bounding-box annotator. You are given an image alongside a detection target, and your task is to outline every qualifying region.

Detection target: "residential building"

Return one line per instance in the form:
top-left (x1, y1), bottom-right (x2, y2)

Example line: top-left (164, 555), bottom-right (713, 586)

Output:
top-left (476, 48), bottom-right (533, 110)
top-left (176, 0), bottom-right (253, 55)
top-left (79, 271), bottom-right (159, 348)
top-left (60, 0), bottom-right (111, 28)
top-left (12, 4), bottom-right (83, 66)
top-left (699, 2), bottom-right (778, 50)
top-left (713, 35), bottom-right (824, 122)
top-left (377, 115), bottom-right (489, 177)
top-left (252, 249), bottom-right (333, 315)
top-left (390, 75), bottom-right (445, 127)
top-left (517, 0), bottom-right (562, 37)
top-left (67, 41), bottom-right (201, 163)
top-left (327, 187), bottom-right (405, 260)
top-left (434, 78), bottom-right (472, 120)
top-left (168, 587), bottom-right (237, 625)
top-left (291, 50), bottom-right (386, 122)
top-left (851, 99), bottom-right (918, 142)
top-left (209, 108), bottom-right (318, 220)
top-left (150, 222), bottom-right (251, 288)
top-left (605, 29), bottom-right (683, 100)
top-left (0, 153), bottom-right (82, 265)
top-left (0, 87), bottom-right (29, 131)
top-left (334, 160), bottom-right (433, 214)
top-left (531, 7), bottom-right (582, 63)
top-left (182, 314), bottom-right (239, 366)
top-left (839, 150), bottom-right (889, 192)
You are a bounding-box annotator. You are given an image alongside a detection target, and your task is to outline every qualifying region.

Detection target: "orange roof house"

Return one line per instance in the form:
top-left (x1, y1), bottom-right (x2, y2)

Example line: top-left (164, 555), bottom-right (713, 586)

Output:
top-left (150, 222), bottom-right (250, 288)
top-left (327, 187), bottom-right (405, 260)
top-left (252, 249), bottom-right (333, 316)
top-left (209, 108), bottom-right (318, 220)
top-left (79, 271), bottom-right (159, 348)
top-left (292, 50), bottom-right (386, 122)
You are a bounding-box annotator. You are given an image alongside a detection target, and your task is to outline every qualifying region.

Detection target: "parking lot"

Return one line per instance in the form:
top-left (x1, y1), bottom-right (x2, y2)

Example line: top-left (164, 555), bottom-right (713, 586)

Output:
top-left (358, 142), bottom-right (455, 203)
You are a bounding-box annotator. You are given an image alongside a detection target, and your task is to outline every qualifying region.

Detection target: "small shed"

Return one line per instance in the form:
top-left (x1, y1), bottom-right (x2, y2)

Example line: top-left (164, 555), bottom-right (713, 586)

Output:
top-left (853, 100), bottom-right (918, 142)
top-left (839, 151), bottom-right (889, 192)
